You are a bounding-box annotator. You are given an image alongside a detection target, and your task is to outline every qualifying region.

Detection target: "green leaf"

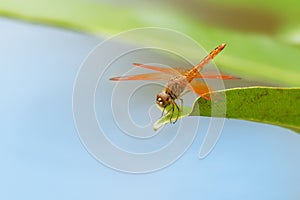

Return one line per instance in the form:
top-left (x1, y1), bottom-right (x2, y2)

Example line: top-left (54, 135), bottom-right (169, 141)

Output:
top-left (190, 87), bottom-right (300, 133)
top-left (1, 0), bottom-right (300, 86)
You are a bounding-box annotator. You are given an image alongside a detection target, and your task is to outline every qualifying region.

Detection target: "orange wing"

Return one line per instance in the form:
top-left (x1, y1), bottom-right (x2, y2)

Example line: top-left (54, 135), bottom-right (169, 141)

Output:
top-left (110, 63), bottom-right (239, 81)
top-left (133, 63), bottom-right (185, 75)
top-left (186, 79), bottom-right (213, 100)
top-left (109, 73), bottom-right (172, 81)
top-left (133, 63), bottom-right (239, 80)
top-left (110, 63), bottom-right (183, 81)
top-left (200, 71), bottom-right (240, 80)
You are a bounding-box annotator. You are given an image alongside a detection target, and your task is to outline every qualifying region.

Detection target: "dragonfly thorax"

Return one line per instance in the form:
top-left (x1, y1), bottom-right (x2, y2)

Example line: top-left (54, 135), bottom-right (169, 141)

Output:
top-left (156, 91), bottom-right (173, 108)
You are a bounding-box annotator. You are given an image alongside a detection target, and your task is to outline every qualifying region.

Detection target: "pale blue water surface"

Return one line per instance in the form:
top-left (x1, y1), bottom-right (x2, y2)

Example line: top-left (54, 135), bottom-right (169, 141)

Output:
top-left (1, 17), bottom-right (300, 199)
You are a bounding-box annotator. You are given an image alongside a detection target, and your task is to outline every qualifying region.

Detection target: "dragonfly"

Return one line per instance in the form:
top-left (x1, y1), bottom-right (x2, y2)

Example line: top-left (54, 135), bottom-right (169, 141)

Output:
top-left (110, 43), bottom-right (239, 123)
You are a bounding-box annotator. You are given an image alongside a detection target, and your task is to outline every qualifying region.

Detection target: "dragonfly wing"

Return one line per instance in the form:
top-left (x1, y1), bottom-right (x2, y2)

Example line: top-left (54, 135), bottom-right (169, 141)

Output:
top-left (133, 63), bottom-right (187, 75)
top-left (110, 72), bottom-right (172, 81)
top-left (187, 79), bottom-right (213, 100)
top-left (198, 71), bottom-right (240, 80)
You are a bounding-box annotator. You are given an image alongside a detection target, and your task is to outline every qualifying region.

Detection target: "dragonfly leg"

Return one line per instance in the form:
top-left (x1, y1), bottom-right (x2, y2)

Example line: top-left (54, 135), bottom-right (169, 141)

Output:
top-left (172, 102), bottom-right (180, 124)
top-left (164, 105), bottom-right (172, 116)
top-left (179, 89), bottom-right (190, 97)
top-left (161, 107), bottom-right (166, 117)
top-left (169, 103), bottom-right (175, 123)
top-left (179, 98), bottom-right (183, 113)
top-left (170, 98), bottom-right (183, 124)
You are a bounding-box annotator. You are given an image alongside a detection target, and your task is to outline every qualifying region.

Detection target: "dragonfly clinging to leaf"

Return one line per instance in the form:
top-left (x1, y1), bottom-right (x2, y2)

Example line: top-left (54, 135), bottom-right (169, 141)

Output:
top-left (110, 43), bottom-right (239, 123)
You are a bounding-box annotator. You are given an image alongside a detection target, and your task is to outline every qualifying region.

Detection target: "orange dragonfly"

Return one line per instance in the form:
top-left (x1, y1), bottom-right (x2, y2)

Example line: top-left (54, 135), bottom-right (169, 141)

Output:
top-left (110, 43), bottom-right (238, 123)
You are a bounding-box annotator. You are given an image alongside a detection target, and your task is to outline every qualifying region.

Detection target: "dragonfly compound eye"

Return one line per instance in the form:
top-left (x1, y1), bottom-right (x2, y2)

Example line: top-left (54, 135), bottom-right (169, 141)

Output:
top-left (156, 96), bottom-right (164, 107)
top-left (156, 92), bottom-right (171, 108)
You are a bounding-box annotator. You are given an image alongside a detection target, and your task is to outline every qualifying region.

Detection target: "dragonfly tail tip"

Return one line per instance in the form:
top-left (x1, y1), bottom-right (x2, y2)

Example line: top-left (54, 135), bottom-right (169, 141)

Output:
top-left (220, 43), bottom-right (226, 49)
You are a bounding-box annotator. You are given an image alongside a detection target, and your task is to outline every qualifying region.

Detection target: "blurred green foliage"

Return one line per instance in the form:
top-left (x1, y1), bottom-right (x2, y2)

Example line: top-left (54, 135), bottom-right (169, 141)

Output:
top-left (1, 0), bottom-right (300, 85)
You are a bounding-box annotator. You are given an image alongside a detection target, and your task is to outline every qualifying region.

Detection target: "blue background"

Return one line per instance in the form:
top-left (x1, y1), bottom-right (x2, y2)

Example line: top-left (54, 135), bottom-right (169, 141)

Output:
top-left (1, 17), bottom-right (300, 199)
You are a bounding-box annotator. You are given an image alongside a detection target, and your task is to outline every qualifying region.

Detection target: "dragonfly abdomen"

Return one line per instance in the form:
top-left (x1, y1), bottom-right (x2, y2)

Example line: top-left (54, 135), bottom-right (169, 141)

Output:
top-left (185, 43), bottom-right (226, 83)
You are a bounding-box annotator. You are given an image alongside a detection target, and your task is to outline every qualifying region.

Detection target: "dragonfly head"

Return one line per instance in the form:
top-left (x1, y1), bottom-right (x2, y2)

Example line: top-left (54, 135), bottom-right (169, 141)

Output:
top-left (156, 91), bottom-right (172, 108)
